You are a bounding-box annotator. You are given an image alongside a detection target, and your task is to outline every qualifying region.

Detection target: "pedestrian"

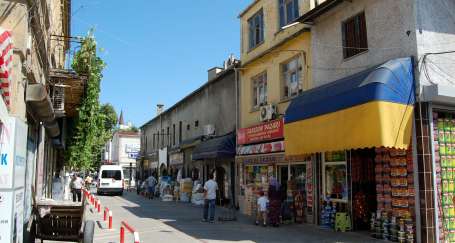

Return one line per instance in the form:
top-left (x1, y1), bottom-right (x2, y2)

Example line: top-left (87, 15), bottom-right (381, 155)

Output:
top-left (145, 173), bottom-right (157, 199)
top-left (70, 173), bottom-right (84, 202)
top-left (85, 174), bottom-right (93, 190)
top-left (256, 191), bottom-right (269, 226)
top-left (202, 173), bottom-right (218, 223)
top-left (267, 177), bottom-right (282, 227)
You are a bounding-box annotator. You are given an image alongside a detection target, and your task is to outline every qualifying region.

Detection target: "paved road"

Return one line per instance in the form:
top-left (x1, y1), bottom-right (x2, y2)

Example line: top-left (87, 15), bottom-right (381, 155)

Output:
top-left (89, 191), bottom-right (384, 243)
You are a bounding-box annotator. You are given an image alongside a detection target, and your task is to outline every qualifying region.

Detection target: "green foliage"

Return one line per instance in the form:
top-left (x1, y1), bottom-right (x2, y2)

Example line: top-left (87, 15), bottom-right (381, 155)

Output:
top-left (100, 103), bottom-right (118, 132)
top-left (66, 32), bottom-right (110, 170)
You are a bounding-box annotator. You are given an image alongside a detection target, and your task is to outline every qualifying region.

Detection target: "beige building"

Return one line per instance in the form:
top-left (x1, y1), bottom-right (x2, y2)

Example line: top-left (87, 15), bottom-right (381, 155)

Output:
top-left (0, 0), bottom-right (85, 241)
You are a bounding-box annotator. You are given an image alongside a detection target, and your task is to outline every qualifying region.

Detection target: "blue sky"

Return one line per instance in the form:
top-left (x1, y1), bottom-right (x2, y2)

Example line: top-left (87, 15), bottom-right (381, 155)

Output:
top-left (71, 1), bottom-right (251, 126)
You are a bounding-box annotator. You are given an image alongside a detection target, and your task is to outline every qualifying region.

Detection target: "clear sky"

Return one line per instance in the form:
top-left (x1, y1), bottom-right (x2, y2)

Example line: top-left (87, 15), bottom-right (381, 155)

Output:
top-left (71, 0), bottom-right (251, 127)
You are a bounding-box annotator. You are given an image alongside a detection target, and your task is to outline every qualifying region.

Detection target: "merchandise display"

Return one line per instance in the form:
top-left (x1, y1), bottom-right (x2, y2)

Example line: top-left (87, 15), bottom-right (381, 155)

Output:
top-left (373, 147), bottom-right (415, 242)
top-left (433, 112), bottom-right (455, 243)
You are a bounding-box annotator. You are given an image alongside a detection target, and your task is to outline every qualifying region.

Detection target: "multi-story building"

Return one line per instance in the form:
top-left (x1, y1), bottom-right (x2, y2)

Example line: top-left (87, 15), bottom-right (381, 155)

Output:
top-left (0, 0), bottom-right (85, 241)
top-left (139, 56), bottom-right (238, 205)
top-left (279, 0), bottom-right (455, 242)
top-left (236, 0), bottom-right (312, 218)
top-left (104, 128), bottom-right (140, 187)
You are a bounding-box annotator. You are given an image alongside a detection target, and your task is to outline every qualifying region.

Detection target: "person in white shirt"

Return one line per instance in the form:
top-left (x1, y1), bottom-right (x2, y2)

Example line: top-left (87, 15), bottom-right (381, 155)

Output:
top-left (70, 173), bottom-right (84, 202)
top-left (202, 173), bottom-right (218, 223)
top-left (256, 191), bottom-right (269, 226)
top-left (145, 174), bottom-right (157, 199)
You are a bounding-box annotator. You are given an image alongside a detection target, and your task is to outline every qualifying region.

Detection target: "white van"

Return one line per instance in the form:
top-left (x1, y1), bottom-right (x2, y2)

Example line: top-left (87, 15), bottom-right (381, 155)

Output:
top-left (97, 165), bottom-right (124, 195)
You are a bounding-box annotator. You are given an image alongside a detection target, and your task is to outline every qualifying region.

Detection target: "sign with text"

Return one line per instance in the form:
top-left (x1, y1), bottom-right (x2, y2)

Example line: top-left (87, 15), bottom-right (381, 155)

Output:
top-left (237, 141), bottom-right (284, 155)
top-left (237, 119), bottom-right (284, 145)
top-left (169, 152), bottom-right (183, 166)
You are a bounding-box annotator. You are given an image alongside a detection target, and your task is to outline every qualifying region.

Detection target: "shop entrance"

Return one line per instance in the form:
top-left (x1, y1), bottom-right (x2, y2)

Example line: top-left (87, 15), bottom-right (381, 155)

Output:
top-left (351, 149), bottom-right (376, 231)
top-left (214, 166), bottom-right (227, 206)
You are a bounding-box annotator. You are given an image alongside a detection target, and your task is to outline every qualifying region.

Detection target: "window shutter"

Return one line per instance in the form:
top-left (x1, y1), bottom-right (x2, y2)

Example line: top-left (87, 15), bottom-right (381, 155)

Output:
top-left (279, 0), bottom-right (285, 27)
top-left (293, 0), bottom-right (299, 20)
top-left (359, 12), bottom-right (368, 50)
top-left (259, 12), bottom-right (264, 43)
top-left (248, 21), bottom-right (254, 49)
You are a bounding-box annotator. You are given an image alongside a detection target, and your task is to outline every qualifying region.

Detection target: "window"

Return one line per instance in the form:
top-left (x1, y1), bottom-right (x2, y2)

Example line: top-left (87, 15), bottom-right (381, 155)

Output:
top-left (173, 124), bottom-right (176, 146)
top-left (179, 121), bottom-right (182, 143)
top-left (195, 120), bottom-right (199, 127)
top-left (279, 0), bottom-right (299, 28)
top-left (166, 127), bottom-right (170, 146)
top-left (161, 129), bottom-right (164, 147)
top-left (101, 170), bottom-right (122, 180)
top-left (252, 72), bottom-right (268, 108)
top-left (187, 124), bottom-right (190, 130)
top-left (248, 9), bottom-right (264, 50)
top-left (342, 12), bottom-right (368, 59)
top-left (282, 56), bottom-right (302, 99)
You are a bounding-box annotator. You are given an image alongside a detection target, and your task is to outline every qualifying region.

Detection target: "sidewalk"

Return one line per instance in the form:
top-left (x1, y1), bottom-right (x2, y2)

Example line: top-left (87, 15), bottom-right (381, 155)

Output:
top-left (88, 191), bottom-right (385, 243)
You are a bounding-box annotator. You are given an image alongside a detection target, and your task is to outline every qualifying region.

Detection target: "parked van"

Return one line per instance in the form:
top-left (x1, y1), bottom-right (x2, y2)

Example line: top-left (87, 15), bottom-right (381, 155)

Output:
top-left (97, 165), bottom-right (124, 195)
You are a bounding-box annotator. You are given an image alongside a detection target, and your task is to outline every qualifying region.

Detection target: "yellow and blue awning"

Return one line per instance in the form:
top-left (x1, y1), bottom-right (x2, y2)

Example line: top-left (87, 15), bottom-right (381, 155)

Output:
top-left (284, 57), bottom-right (415, 155)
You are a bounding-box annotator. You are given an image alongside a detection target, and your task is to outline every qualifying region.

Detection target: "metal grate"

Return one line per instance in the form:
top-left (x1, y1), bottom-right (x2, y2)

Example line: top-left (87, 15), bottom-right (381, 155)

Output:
top-left (52, 84), bottom-right (65, 111)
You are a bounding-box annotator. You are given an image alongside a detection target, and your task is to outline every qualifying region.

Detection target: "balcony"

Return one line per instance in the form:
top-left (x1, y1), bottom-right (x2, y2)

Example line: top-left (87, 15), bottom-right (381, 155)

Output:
top-left (49, 35), bottom-right (87, 118)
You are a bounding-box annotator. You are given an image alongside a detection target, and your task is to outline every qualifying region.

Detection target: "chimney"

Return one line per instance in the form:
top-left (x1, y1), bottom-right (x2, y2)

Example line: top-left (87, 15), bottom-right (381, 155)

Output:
top-left (208, 67), bottom-right (224, 81)
top-left (156, 104), bottom-right (164, 115)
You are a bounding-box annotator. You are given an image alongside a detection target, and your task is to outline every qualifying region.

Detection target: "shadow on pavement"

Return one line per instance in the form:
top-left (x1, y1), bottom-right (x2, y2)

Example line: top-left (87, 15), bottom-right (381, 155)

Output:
top-left (119, 192), bottom-right (383, 243)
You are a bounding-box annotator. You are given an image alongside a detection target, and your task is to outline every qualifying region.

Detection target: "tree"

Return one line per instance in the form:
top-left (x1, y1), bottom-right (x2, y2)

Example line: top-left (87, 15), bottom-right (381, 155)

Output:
top-left (100, 103), bottom-right (118, 132)
top-left (66, 31), bottom-right (107, 170)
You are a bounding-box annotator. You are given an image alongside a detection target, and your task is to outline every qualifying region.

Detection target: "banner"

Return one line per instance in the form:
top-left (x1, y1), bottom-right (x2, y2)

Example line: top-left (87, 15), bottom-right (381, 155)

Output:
top-left (237, 118), bottom-right (283, 145)
top-left (237, 141), bottom-right (284, 155)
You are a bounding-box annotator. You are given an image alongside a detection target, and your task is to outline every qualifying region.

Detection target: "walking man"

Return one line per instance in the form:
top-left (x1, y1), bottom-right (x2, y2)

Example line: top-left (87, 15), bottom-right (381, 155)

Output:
top-left (202, 173), bottom-right (218, 223)
top-left (145, 173), bottom-right (157, 199)
top-left (70, 173), bottom-right (84, 202)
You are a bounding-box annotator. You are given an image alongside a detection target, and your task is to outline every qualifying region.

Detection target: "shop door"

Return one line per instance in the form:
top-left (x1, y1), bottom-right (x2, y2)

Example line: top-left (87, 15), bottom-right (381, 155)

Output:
top-left (215, 166), bottom-right (226, 206)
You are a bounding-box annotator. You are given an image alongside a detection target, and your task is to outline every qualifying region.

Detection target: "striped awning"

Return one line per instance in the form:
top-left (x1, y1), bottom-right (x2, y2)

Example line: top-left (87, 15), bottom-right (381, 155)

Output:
top-left (0, 28), bottom-right (12, 108)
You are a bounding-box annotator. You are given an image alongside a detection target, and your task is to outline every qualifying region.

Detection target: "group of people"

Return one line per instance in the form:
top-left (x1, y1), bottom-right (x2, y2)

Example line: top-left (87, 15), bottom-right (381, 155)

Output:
top-left (69, 173), bottom-right (95, 202)
top-left (255, 177), bottom-right (283, 227)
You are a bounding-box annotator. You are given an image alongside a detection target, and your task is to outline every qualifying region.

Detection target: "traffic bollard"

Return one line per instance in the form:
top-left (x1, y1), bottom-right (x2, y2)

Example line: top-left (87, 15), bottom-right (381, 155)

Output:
top-left (108, 210), bottom-right (113, 229)
top-left (120, 226), bottom-right (125, 243)
top-left (97, 199), bottom-right (101, 213)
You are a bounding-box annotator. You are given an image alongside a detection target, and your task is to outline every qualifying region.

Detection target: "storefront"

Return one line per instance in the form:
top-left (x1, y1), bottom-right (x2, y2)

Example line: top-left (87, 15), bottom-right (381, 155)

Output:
top-left (426, 101), bottom-right (455, 242)
top-left (192, 132), bottom-right (236, 206)
top-left (169, 151), bottom-right (184, 180)
top-left (284, 57), bottom-right (418, 241)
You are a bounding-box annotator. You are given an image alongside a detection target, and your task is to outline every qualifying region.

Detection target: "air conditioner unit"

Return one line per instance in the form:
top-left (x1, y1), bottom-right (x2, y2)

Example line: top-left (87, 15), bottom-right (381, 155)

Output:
top-left (204, 124), bottom-right (216, 136)
top-left (259, 104), bottom-right (277, 122)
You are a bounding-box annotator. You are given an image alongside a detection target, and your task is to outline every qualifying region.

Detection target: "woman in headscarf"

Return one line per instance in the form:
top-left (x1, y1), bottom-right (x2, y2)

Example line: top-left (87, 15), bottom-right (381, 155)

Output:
top-left (267, 177), bottom-right (281, 227)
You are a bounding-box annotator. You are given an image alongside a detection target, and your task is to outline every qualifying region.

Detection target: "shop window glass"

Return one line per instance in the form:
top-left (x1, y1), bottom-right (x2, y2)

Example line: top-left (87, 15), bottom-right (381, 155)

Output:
top-left (245, 165), bottom-right (269, 185)
top-left (324, 163), bottom-right (347, 201)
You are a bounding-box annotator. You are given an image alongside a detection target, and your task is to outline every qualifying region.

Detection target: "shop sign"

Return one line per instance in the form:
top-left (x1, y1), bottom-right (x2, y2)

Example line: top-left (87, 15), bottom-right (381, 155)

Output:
top-left (169, 152), bottom-right (183, 166)
top-left (0, 191), bottom-right (12, 242)
top-left (237, 118), bottom-right (284, 145)
top-left (149, 161), bottom-right (159, 169)
top-left (125, 144), bottom-right (140, 153)
top-left (158, 148), bottom-right (167, 168)
top-left (236, 153), bottom-right (285, 165)
top-left (306, 162), bottom-right (313, 208)
top-left (237, 141), bottom-right (284, 155)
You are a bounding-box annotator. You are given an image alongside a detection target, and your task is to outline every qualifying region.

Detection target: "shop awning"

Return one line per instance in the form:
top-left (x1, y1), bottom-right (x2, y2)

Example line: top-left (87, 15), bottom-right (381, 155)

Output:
top-left (284, 57), bottom-right (415, 155)
top-left (192, 132), bottom-right (236, 160)
top-left (26, 83), bottom-right (61, 137)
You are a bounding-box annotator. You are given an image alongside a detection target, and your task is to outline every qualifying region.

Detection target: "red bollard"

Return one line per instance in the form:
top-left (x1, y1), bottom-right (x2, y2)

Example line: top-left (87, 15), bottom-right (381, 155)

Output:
top-left (104, 207), bottom-right (108, 221)
top-left (108, 210), bottom-right (113, 229)
top-left (97, 200), bottom-right (101, 213)
top-left (94, 198), bottom-right (98, 208)
top-left (120, 226), bottom-right (125, 243)
top-left (134, 232), bottom-right (140, 243)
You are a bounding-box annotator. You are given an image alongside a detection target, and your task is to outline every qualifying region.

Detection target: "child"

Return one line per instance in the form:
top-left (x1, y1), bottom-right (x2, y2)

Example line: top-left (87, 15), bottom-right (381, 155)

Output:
top-left (256, 191), bottom-right (269, 226)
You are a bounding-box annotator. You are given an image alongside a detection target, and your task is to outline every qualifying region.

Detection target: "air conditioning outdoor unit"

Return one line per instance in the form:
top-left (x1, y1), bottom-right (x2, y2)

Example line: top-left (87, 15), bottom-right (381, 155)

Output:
top-left (259, 104), bottom-right (277, 122)
top-left (204, 124), bottom-right (216, 136)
